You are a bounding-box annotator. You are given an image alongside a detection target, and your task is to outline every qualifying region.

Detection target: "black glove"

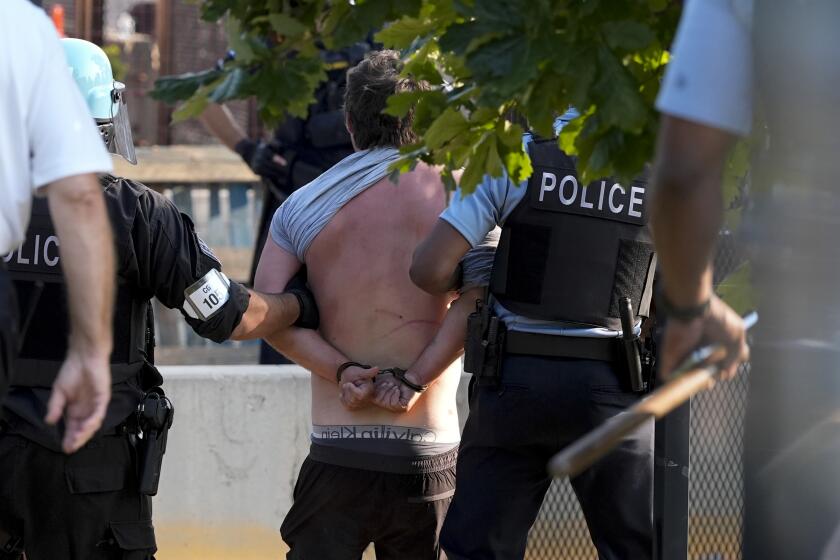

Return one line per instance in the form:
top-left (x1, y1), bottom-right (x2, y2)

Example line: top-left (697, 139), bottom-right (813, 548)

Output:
top-left (284, 268), bottom-right (319, 329)
top-left (234, 138), bottom-right (289, 192)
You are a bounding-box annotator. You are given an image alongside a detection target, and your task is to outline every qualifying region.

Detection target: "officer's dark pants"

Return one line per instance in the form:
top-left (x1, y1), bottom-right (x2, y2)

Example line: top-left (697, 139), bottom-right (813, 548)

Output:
top-left (440, 355), bottom-right (653, 560)
top-left (743, 190), bottom-right (840, 559)
top-left (0, 430), bottom-right (156, 559)
top-left (0, 266), bottom-right (17, 406)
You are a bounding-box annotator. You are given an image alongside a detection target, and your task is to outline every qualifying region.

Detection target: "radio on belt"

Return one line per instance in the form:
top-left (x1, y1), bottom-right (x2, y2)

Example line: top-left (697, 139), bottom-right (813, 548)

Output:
top-left (183, 269), bottom-right (231, 321)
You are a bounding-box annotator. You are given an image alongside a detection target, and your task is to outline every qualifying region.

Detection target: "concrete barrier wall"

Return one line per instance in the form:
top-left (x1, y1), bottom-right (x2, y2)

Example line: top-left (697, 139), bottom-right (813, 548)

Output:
top-left (153, 365), bottom-right (470, 559)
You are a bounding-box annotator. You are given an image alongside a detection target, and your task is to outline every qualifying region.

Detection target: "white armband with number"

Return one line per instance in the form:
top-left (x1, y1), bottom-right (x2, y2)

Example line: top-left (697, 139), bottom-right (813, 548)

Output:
top-left (183, 269), bottom-right (231, 321)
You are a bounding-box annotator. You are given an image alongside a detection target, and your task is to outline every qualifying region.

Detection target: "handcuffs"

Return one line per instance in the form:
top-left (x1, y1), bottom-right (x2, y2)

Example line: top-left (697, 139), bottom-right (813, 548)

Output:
top-left (336, 361), bottom-right (428, 393)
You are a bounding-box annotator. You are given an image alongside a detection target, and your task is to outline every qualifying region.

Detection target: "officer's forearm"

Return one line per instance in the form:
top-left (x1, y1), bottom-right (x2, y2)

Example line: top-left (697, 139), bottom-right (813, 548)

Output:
top-left (650, 116), bottom-right (733, 307)
top-left (230, 290), bottom-right (300, 340)
top-left (650, 177), bottom-right (718, 307)
top-left (46, 173), bottom-right (115, 354)
top-left (407, 290), bottom-right (478, 387)
top-left (199, 103), bottom-right (248, 152)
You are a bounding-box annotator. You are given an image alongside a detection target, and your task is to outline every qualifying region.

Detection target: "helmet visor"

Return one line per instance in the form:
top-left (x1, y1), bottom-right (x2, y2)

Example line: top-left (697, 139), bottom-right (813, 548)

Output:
top-left (102, 81), bottom-right (136, 164)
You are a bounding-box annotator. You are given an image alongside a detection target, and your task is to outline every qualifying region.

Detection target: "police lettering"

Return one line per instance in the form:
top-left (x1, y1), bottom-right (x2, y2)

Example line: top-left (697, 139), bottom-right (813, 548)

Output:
top-left (2, 234), bottom-right (60, 267)
top-left (532, 169), bottom-right (647, 225)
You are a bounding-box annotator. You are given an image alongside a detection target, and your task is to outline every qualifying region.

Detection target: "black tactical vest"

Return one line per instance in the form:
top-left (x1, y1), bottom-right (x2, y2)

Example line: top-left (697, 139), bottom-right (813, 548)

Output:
top-left (5, 179), bottom-right (153, 389)
top-left (489, 139), bottom-right (656, 331)
top-left (274, 42), bottom-right (370, 187)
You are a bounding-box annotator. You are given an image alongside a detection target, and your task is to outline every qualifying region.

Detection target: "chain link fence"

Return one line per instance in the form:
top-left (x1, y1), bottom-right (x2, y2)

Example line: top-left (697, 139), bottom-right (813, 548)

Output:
top-left (525, 234), bottom-right (749, 559)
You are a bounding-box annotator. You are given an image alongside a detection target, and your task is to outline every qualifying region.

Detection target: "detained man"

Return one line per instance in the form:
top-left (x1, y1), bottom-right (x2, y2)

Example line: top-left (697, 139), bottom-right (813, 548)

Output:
top-left (255, 50), bottom-right (461, 559)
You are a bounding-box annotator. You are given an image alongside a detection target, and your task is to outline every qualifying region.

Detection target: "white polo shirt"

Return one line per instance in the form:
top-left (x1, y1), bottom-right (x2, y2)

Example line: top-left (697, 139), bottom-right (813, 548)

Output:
top-left (0, 0), bottom-right (113, 255)
top-left (656, 0), bottom-right (754, 137)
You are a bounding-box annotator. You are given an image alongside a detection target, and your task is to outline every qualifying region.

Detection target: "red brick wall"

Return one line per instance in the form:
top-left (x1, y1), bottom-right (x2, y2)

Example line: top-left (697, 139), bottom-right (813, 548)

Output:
top-left (166, 1), bottom-right (252, 145)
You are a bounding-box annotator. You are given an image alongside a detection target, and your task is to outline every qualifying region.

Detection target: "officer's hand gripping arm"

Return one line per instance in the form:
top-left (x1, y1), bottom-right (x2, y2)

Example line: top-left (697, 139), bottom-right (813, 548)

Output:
top-left (230, 268), bottom-right (319, 340)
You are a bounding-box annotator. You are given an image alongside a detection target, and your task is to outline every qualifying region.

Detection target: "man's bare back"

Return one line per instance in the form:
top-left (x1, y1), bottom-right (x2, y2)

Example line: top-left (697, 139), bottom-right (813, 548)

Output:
top-left (259, 50), bottom-right (462, 558)
top-left (305, 163), bottom-right (461, 440)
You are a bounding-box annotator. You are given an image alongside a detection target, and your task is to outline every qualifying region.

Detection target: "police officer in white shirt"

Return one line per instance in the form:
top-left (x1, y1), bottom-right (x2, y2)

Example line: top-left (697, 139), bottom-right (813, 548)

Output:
top-left (651, 1), bottom-right (840, 558)
top-left (411, 111), bottom-right (657, 559)
top-left (0, 0), bottom-right (115, 454)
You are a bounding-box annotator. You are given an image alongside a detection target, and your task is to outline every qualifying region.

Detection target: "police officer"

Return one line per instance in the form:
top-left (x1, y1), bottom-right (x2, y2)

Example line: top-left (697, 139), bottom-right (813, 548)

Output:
top-left (651, 1), bottom-right (839, 558)
top-left (411, 111), bottom-right (656, 559)
top-left (199, 41), bottom-right (370, 363)
top-left (0, 38), bottom-right (317, 560)
top-left (0, 0), bottom-right (116, 453)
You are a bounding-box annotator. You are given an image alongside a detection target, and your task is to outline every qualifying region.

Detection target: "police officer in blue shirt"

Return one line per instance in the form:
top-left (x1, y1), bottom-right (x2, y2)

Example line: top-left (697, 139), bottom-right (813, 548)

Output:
top-left (411, 110), bottom-right (656, 559)
top-left (0, 39), bottom-right (316, 559)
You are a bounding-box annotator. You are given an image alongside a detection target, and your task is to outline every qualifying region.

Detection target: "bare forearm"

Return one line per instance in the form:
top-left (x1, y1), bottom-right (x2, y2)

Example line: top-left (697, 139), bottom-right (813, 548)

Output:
top-left (47, 174), bottom-right (115, 354)
top-left (199, 103), bottom-right (248, 152)
top-left (650, 116), bottom-right (734, 307)
top-left (407, 290), bottom-right (478, 386)
top-left (230, 291), bottom-right (300, 340)
top-left (264, 328), bottom-right (348, 383)
top-left (410, 261), bottom-right (460, 295)
top-left (650, 174), bottom-right (720, 306)
top-left (410, 219), bottom-right (472, 295)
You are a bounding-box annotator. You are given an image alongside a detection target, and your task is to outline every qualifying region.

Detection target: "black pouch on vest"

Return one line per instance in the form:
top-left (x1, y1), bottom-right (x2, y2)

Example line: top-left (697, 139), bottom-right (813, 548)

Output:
top-left (478, 316), bottom-right (506, 387)
top-left (463, 297), bottom-right (506, 387)
top-left (463, 305), bottom-right (486, 375)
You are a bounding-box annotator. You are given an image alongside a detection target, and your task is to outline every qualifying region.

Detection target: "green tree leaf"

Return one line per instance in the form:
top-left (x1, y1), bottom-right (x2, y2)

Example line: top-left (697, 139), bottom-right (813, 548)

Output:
top-left (268, 13), bottom-right (307, 38)
top-left (376, 16), bottom-right (435, 48)
top-left (425, 108), bottom-right (470, 149)
top-left (459, 135), bottom-right (492, 194)
top-left (172, 92), bottom-right (210, 122)
top-left (151, 68), bottom-right (221, 103)
top-left (156, 0), bottom-right (682, 192)
top-left (601, 20), bottom-right (655, 51)
top-left (207, 67), bottom-right (248, 103)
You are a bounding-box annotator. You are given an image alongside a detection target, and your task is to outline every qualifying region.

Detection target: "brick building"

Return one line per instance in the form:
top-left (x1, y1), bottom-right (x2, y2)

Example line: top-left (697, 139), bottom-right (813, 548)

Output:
top-left (42, 0), bottom-right (256, 147)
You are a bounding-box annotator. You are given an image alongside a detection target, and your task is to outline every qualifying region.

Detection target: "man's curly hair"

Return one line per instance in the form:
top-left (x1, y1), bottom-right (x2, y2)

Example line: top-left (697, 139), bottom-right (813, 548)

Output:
top-left (343, 50), bottom-right (429, 150)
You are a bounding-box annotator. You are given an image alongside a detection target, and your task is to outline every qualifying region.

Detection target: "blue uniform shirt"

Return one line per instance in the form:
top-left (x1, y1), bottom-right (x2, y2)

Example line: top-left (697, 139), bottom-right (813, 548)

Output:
top-left (441, 110), bottom-right (629, 338)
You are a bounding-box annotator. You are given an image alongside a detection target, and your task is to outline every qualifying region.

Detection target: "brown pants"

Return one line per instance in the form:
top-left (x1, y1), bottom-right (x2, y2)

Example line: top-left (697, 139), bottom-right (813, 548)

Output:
top-left (281, 450), bottom-right (456, 560)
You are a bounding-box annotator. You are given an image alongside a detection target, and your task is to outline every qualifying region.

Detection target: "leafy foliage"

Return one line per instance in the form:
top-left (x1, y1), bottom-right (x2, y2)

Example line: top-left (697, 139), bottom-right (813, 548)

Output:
top-left (151, 0), bottom-right (682, 192)
top-left (103, 44), bottom-right (128, 82)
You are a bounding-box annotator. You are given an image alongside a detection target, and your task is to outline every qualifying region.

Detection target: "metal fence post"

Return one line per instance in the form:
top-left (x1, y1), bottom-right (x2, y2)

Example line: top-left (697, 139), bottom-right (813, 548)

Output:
top-left (654, 401), bottom-right (690, 560)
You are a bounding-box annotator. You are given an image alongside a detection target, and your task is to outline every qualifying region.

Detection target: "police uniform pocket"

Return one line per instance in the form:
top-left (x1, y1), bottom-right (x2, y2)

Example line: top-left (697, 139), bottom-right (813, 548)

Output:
top-left (110, 519), bottom-right (157, 555)
top-left (472, 383), bottom-right (535, 447)
top-left (65, 463), bottom-right (128, 494)
top-left (65, 437), bottom-right (131, 494)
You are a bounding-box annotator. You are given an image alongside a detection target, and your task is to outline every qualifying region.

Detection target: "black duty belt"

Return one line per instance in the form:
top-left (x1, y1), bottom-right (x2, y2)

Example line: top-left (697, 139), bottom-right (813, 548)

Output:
top-left (505, 330), bottom-right (622, 363)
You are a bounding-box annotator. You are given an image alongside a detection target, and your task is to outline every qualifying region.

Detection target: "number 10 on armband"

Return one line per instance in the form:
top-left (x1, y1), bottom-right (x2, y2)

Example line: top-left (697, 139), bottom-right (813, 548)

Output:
top-left (183, 269), bottom-right (231, 321)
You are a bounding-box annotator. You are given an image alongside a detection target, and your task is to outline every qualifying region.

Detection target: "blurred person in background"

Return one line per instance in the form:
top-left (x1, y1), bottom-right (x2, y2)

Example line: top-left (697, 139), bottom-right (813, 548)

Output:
top-left (200, 40), bottom-right (370, 365)
top-left (651, 0), bottom-right (840, 558)
top-left (0, 0), bottom-right (115, 455)
top-left (0, 38), bottom-right (318, 560)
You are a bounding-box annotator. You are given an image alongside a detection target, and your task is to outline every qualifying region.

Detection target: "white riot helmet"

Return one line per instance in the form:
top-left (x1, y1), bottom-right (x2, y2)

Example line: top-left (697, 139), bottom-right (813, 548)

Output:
top-left (61, 38), bottom-right (137, 164)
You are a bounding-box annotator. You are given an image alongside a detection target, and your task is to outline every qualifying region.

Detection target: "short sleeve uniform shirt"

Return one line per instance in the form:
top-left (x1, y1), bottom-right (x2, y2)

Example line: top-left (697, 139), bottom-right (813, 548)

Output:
top-left (0, 0), bottom-right (112, 254)
top-left (656, 0), bottom-right (754, 137)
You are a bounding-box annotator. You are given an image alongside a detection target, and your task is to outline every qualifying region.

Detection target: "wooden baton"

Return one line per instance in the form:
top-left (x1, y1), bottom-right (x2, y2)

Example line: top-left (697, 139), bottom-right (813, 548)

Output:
top-left (547, 311), bottom-right (758, 479)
